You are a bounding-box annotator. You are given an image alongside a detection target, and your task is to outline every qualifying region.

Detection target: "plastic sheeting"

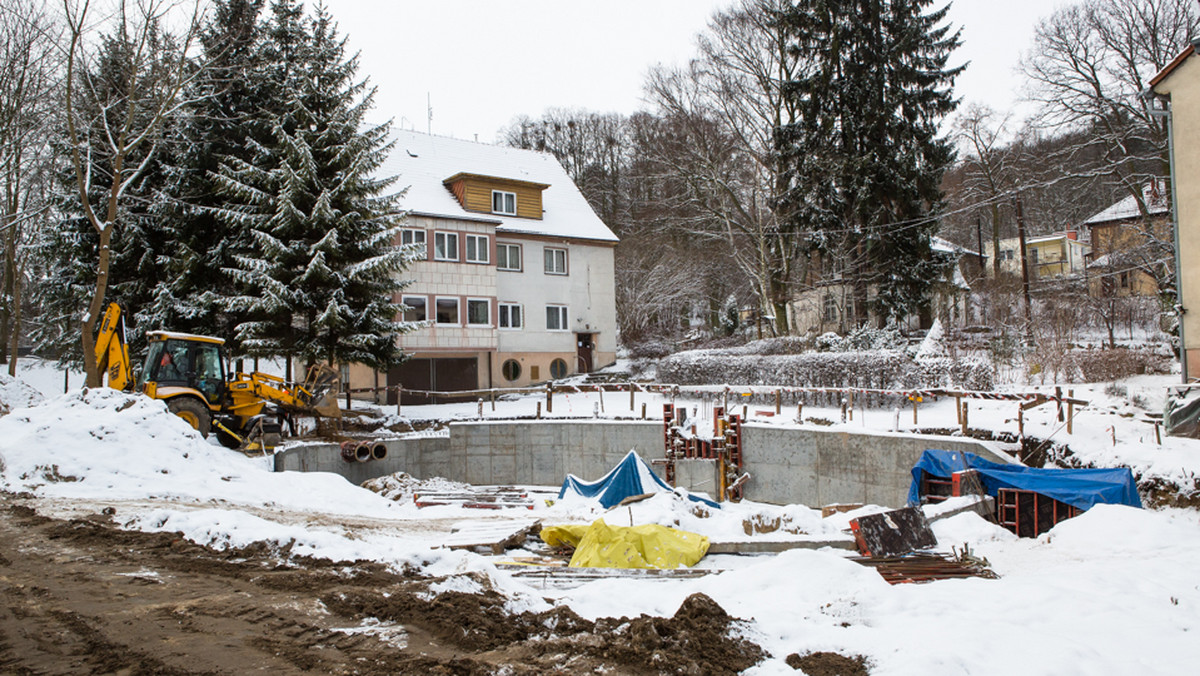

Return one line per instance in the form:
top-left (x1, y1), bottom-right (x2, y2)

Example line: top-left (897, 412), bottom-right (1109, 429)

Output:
top-left (557, 450), bottom-right (720, 509)
top-left (1165, 387), bottom-right (1200, 438)
top-left (907, 449), bottom-right (1142, 511)
top-left (540, 519), bottom-right (710, 569)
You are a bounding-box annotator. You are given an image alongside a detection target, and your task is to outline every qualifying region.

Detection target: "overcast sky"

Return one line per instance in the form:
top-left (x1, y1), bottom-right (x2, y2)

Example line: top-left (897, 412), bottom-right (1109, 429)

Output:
top-left (319, 0), bottom-right (1072, 142)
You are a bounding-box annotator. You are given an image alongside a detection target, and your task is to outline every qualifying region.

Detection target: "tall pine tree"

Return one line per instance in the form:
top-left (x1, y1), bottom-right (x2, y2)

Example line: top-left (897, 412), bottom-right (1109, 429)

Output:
top-left (776, 0), bottom-right (962, 325)
top-left (148, 0), bottom-right (268, 345)
top-left (213, 2), bottom-right (415, 369)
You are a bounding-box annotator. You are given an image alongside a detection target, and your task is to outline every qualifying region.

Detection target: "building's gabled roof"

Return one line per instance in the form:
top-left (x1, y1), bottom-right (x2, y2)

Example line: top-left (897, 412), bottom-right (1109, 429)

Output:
top-left (379, 130), bottom-right (618, 243)
top-left (1151, 43), bottom-right (1195, 88)
top-left (1083, 181), bottom-right (1170, 226)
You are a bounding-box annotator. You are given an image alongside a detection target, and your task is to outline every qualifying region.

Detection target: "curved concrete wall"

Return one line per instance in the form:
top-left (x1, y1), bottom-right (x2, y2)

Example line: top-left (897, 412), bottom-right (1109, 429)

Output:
top-left (274, 421), bottom-right (1016, 508)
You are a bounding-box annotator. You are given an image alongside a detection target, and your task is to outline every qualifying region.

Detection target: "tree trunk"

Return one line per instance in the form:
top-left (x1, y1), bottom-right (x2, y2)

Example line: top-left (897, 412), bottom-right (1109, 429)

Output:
top-left (82, 224), bottom-right (115, 388)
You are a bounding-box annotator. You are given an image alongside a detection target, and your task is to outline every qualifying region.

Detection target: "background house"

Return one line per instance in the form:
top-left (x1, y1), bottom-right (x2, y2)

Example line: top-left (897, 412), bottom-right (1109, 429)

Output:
top-left (1082, 182), bottom-right (1171, 298)
top-left (982, 232), bottom-right (1090, 280)
top-left (1152, 41), bottom-right (1200, 381)
top-left (346, 131), bottom-right (619, 401)
top-left (787, 237), bottom-right (978, 334)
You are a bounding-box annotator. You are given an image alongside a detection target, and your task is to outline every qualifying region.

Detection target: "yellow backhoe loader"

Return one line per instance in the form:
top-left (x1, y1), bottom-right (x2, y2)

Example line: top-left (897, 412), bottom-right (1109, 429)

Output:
top-left (95, 303), bottom-right (341, 452)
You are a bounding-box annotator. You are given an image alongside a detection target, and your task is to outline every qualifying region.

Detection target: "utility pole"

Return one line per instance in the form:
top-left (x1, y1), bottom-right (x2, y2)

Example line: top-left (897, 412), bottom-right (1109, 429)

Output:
top-left (1014, 194), bottom-right (1034, 341)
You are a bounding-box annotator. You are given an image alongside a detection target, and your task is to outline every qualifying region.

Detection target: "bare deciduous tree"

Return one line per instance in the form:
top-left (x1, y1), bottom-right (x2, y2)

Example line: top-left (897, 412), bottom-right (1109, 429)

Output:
top-left (0, 0), bottom-right (59, 374)
top-left (642, 0), bottom-right (807, 336)
top-left (60, 0), bottom-right (205, 387)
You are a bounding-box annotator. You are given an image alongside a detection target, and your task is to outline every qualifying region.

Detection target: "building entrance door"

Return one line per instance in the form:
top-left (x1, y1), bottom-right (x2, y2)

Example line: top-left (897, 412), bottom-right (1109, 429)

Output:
top-left (575, 333), bottom-right (594, 373)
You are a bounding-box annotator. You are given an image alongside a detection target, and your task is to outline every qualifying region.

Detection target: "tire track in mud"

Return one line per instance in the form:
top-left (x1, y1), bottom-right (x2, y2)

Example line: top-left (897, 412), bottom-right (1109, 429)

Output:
top-left (0, 499), bottom-right (772, 675)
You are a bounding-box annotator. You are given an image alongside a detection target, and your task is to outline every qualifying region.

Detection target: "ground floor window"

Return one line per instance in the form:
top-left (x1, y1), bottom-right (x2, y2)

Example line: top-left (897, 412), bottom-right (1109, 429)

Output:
top-left (501, 359), bottom-right (521, 382)
top-left (550, 358), bottom-right (568, 379)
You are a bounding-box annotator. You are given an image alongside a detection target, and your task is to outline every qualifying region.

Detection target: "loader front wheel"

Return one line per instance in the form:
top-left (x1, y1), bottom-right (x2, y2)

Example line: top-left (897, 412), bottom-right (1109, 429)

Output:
top-left (168, 397), bottom-right (211, 438)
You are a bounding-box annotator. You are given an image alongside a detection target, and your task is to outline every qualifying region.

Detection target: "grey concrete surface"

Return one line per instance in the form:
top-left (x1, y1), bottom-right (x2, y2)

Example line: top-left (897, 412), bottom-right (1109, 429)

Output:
top-left (273, 421), bottom-right (1016, 508)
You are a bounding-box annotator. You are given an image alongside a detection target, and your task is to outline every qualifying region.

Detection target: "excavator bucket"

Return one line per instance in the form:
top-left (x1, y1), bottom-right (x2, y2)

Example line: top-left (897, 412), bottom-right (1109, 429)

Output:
top-left (301, 364), bottom-right (343, 419)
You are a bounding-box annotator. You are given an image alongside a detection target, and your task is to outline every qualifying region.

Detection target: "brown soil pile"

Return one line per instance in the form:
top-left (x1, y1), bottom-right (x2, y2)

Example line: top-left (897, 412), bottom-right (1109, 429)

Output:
top-left (326, 586), bottom-right (765, 675)
top-left (786, 651), bottom-right (871, 675)
top-left (0, 499), bottom-right (767, 675)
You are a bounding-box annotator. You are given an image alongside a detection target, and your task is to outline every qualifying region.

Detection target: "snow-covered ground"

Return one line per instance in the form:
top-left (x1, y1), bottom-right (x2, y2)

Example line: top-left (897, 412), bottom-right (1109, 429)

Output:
top-left (2, 357), bottom-right (1200, 673)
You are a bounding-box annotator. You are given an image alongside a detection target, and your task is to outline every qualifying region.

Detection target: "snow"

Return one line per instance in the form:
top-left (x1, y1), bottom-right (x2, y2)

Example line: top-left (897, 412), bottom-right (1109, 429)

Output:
top-left (3, 361), bottom-right (1200, 673)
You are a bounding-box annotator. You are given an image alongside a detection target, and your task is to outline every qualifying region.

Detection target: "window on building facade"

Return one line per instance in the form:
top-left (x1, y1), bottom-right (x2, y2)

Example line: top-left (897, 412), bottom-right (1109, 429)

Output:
top-left (544, 247), bottom-right (567, 275)
top-left (502, 359), bottom-right (521, 381)
top-left (465, 234), bottom-right (489, 264)
top-left (499, 303), bottom-right (522, 329)
top-left (546, 305), bottom-right (568, 331)
top-left (466, 298), bottom-right (490, 326)
top-left (402, 295), bottom-right (426, 322)
top-left (401, 228), bottom-right (426, 256)
top-left (822, 295), bottom-right (838, 323)
top-left (434, 231), bottom-right (459, 261)
top-left (435, 297), bottom-right (459, 324)
top-left (492, 190), bottom-right (516, 215)
top-left (550, 358), bottom-right (568, 379)
top-left (497, 243), bottom-right (522, 271)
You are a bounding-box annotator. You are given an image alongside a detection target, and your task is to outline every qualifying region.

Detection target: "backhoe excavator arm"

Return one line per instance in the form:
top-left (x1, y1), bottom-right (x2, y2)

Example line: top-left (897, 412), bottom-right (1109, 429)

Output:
top-left (95, 302), bottom-right (133, 391)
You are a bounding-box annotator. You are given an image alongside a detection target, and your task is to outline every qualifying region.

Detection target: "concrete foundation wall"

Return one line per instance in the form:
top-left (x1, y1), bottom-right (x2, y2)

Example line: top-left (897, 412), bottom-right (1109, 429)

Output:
top-left (273, 421), bottom-right (1014, 508)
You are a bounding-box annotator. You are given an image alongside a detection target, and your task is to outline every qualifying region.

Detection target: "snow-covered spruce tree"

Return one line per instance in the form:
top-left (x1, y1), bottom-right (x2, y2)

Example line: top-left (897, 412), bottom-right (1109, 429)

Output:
top-left (212, 2), bottom-right (417, 370)
top-left (775, 0), bottom-right (961, 325)
top-left (145, 0), bottom-right (269, 346)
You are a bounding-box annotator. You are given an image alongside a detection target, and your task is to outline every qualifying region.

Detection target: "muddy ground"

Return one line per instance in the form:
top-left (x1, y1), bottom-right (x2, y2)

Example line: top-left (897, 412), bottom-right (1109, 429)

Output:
top-left (0, 499), bottom-right (785, 675)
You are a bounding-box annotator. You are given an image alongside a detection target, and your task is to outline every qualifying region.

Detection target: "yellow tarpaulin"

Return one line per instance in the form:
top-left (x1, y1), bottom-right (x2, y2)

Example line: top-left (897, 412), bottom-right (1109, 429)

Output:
top-left (540, 519), bottom-right (710, 569)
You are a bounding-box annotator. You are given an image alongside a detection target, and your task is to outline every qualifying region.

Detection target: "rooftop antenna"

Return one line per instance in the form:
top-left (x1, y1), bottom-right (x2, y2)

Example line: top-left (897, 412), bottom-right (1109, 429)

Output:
top-left (427, 93), bottom-right (432, 134)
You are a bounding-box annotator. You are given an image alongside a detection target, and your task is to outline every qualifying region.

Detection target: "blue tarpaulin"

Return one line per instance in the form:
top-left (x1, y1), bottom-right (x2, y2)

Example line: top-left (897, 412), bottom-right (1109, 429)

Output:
top-left (907, 449), bottom-right (1142, 510)
top-left (558, 450), bottom-right (720, 509)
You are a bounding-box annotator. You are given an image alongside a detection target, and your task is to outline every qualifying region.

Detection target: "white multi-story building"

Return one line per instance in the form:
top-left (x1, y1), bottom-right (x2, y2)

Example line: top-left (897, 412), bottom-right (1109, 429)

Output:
top-left (347, 131), bottom-right (618, 402)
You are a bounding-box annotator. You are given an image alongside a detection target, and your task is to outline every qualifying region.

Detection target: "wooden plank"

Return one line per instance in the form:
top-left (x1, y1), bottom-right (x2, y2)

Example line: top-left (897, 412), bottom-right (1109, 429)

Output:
top-left (441, 519), bottom-right (542, 554)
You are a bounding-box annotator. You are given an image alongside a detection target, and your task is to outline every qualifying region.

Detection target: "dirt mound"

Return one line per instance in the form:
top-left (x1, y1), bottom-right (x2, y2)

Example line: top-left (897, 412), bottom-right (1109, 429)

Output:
top-left (326, 586), bottom-right (764, 675)
top-left (1, 501), bottom-right (768, 674)
top-left (786, 651), bottom-right (871, 675)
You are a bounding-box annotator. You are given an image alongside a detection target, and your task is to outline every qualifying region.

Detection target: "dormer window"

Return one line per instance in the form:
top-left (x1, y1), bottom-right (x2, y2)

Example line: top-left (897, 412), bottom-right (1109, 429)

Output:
top-left (492, 190), bottom-right (516, 215)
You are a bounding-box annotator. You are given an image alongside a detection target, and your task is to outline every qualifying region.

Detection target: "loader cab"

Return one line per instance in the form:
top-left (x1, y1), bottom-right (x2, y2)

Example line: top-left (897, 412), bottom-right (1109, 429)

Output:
top-left (142, 332), bottom-right (228, 405)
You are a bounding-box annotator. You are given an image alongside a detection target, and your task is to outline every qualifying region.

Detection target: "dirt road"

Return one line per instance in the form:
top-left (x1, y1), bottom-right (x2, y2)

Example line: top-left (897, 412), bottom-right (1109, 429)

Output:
top-left (0, 499), bottom-right (766, 675)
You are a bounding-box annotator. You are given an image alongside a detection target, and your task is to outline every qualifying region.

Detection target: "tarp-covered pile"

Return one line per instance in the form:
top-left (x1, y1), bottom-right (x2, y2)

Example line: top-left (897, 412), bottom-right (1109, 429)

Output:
top-left (558, 450), bottom-right (719, 509)
top-left (541, 519), bottom-right (709, 569)
top-left (908, 449), bottom-right (1142, 510)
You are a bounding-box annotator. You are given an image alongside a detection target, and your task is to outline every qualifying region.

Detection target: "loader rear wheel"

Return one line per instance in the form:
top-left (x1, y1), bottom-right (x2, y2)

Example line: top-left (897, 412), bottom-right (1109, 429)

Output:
top-left (168, 397), bottom-right (211, 437)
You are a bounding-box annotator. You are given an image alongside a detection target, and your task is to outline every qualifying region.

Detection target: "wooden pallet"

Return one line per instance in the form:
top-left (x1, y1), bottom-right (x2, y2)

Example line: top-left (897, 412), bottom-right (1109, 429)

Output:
top-left (414, 486), bottom-right (558, 510)
top-left (439, 519), bottom-right (542, 554)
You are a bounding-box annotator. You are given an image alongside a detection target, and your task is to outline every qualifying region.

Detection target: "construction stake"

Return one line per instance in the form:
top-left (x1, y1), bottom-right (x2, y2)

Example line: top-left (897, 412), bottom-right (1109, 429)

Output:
top-left (537, 401), bottom-right (542, 419)
top-left (775, 389), bottom-right (781, 416)
top-left (848, 390), bottom-right (854, 422)
top-left (961, 402), bottom-right (969, 436)
top-left (641, 402), bottom-right (647, 419)
top-left (546, 383), bottom-right (553, 413)
top-left (630, 384), bottom-right (635, 411)
top-left (396, 387), bottom-right (402, 416)
top-left (955, 395), bottom-right (962, 425)
top-left (1067, 389), bottom-right (1073, 435)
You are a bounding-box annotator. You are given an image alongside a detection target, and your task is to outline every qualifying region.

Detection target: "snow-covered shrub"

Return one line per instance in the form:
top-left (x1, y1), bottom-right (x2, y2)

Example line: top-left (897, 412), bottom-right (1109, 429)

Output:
top-left (914, 319), bottom-right (946, 360)
top-left (814, 332), bottom-right (843, 352)
top-left (910, 355), bottom-right (995, 391)
top-left (1077, 348), bottom-right (1172, 382)
top-left (659, 350), bottom-right (912, 403)
top-left (627, 340), bottom-right (674, 360)
top-left (840, 324), bottom-right (908, 352)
